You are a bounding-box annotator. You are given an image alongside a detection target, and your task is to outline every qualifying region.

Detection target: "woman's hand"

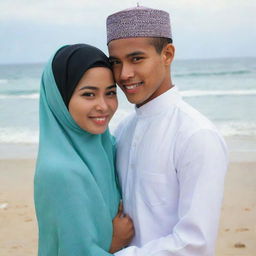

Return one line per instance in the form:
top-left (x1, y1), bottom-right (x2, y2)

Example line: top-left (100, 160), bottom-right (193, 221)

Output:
top-left (109, 201), bottom-right (134, 253)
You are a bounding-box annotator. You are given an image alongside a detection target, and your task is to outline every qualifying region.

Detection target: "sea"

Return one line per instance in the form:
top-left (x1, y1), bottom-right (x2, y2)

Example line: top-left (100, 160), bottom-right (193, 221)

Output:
top-left (0, 57), bottom-right (256, 153)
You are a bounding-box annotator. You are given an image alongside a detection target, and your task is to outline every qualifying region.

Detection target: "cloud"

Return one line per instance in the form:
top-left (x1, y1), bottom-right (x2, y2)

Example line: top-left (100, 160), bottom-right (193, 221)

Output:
top-left (0, 0), bottom-right (141, 25)
top-left (2, 0), bottom-right (255, 28)
top-left (1, 0), bottom-right (255, 63)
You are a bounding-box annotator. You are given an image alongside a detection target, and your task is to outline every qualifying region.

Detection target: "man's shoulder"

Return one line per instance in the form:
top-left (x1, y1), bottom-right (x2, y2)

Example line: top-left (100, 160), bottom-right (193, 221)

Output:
top-left (175, 99), bottom-right (217, 133)
top-left (172, 99), bottom-right (227, 149)
top-left (172, 100), bottom-right (227, 159)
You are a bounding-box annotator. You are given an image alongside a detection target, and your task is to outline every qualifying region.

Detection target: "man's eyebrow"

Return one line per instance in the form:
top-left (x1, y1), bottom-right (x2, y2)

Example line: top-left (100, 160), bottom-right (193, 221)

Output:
top-left (109, 56), bottom-right (118, 61)
top-left (106, 84), bottom-right (117, 89)
top-left (109, 51), bottom-right (146, 60)
top-left (126, 51), bottom-right (146, 58)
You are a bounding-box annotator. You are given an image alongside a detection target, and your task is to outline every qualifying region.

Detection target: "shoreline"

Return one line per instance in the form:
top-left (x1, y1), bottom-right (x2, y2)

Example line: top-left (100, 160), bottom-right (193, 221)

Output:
top-left (0, 135), bottom-right (255, 161)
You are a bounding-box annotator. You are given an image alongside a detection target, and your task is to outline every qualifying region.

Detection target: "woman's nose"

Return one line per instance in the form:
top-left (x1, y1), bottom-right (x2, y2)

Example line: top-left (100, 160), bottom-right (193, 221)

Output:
top-left (95, 97), bottom-right (108, 112)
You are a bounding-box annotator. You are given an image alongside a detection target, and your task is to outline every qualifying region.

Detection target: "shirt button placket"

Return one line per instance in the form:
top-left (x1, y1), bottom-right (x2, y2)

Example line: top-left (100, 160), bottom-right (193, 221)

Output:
top-left (127, 121), bottom-right (139, 205)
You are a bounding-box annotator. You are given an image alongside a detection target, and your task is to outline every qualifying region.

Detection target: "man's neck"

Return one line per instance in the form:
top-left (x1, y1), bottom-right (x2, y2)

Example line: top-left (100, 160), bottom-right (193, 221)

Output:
top-left (136, 81), bottom-right (174, 108)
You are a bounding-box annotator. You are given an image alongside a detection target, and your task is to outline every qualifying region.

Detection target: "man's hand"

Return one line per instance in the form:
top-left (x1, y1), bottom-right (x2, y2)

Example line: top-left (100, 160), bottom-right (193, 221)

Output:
top-left (109, 201), bottom-right (134, 253)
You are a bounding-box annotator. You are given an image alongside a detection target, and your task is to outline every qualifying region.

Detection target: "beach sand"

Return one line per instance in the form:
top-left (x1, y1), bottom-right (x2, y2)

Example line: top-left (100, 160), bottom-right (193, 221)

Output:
top-left (0, 159), bottom-right (37, 255)
top-left (0, 143), bottom-right (255, 255)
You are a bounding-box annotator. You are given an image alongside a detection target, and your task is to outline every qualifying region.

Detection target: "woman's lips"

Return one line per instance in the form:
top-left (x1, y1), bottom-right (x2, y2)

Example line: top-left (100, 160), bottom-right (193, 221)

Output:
top-left (89, 115), bottom-right (109, 125)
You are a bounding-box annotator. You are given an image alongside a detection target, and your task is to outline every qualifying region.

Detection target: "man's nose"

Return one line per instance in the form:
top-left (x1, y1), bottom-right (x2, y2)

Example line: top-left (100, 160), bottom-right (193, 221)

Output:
top-left (120, 64), bottom-right (134, 81)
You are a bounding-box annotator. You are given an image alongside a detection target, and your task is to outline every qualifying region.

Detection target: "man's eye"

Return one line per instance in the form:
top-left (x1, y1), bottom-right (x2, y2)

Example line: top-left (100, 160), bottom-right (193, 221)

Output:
top-left (132, 57), bottom-right (143, 62)
top-left (110, 60), bottom-right (120, 65)
top-left (107, 91), bottom-right (117, 96)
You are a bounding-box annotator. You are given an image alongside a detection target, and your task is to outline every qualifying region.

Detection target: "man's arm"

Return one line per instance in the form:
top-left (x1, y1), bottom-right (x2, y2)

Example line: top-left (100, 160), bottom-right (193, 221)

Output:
top-left (115, 129), bottom-right (228, 256)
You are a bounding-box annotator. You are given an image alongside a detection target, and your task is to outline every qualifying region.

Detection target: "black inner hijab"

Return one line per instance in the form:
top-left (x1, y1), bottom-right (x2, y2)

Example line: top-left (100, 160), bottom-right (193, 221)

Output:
top-left (52, 44), bottom-right (112, 107)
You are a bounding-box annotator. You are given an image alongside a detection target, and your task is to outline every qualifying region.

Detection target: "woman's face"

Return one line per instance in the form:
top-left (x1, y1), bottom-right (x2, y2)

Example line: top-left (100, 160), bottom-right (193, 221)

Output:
top-left (68, 67), bottom-right (118, 134)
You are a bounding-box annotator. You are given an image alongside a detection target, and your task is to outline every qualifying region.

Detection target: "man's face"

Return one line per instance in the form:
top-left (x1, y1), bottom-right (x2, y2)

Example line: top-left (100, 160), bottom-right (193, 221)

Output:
top-left (108, 37), bottom-right (172, 107)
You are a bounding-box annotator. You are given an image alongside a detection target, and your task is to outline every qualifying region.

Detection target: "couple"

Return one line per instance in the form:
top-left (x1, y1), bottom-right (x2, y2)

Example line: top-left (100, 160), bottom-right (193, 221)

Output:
top-left (34, 6), bottom-right (228, 256)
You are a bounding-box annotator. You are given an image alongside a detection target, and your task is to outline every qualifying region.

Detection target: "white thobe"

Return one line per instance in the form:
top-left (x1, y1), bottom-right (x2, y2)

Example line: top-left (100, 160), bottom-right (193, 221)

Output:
top-left (114, 87), bottom-right (228, 256)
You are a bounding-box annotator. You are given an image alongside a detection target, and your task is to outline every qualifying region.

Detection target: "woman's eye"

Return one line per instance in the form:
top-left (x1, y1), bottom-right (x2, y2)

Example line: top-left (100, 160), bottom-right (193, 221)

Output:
top-left (82, 92), bottom-right (95, 97)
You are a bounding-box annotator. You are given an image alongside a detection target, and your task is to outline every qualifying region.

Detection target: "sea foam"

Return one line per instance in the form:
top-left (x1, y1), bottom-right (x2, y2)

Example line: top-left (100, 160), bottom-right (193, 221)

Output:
top-left (181, 90), bottom-right (256, 97)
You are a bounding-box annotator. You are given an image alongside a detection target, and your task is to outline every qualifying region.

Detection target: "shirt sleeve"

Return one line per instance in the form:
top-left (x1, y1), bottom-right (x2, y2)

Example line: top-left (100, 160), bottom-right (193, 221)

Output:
top-left (114, 129), bottom-right (228, 256)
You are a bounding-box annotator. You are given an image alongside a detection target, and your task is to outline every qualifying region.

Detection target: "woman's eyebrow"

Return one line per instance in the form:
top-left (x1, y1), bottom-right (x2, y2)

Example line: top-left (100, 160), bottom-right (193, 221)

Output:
top-left (79, 85), bottom-right (116, 91)
top-left (79, 86), bottom-right (98, 91)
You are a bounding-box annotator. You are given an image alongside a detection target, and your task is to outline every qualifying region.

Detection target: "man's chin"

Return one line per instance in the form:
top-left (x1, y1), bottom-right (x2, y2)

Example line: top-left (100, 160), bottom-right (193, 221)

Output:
top-left (126, 96), bottom-right (142, 105)
top-left (127, 98), bottom-right (148, 108)
top-left (122, 91), bottom-right (150, 106)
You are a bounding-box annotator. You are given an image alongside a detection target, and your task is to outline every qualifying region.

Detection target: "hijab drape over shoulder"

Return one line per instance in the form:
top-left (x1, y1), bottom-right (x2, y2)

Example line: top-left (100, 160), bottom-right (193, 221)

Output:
top-left (34, 44), bottom-right (120, 256)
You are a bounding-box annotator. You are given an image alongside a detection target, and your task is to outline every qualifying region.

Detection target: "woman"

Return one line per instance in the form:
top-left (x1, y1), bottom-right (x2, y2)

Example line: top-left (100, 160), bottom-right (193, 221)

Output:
top-left (34, 44), bottom-right (133, 255)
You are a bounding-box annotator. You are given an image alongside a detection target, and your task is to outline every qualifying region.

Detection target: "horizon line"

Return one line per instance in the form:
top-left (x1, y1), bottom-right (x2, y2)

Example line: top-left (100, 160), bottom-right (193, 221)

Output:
top-left (1, 56), bottom-right (256, 66)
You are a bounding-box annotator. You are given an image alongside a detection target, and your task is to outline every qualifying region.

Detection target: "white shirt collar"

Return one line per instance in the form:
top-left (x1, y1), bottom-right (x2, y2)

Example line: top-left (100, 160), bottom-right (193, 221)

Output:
top-left (135, 86), bottom-right (181, 118)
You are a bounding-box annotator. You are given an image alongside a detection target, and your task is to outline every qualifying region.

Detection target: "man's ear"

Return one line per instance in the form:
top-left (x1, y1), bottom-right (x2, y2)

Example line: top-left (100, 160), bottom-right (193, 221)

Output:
top-left (162, 44), bottom-right (175, 65)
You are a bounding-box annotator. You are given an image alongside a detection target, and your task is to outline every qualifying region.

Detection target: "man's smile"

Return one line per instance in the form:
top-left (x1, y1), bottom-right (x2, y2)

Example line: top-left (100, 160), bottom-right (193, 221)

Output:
top-left (123, 82), bottom-right (144, 93)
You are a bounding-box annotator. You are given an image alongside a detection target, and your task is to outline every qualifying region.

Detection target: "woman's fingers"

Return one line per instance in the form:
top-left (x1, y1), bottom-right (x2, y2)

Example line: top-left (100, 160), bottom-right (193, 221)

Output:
top-left (118, 200), bottom-right (123, 217)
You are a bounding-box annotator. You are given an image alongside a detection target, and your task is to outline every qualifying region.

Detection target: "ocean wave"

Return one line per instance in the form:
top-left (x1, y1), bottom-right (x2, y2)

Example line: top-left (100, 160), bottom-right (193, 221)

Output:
top-left (0, 89), bottom-right (39, 99)
top-left (181, 90), bottom-right (256, 97)
top-left (0, 128), bottom-right (38, 143)
top-left (0, 79), bottom-right (8, 84)
top-left (216, 122), bottom-right (256, 137)
top-left (0, 121), bottom-right (255, 143)
top-left (174, 70), bottom-right (251, 78)
top-left (0, 89), bottom-right (38, 95)
top-left (0, 93), bottom-right (39, 99)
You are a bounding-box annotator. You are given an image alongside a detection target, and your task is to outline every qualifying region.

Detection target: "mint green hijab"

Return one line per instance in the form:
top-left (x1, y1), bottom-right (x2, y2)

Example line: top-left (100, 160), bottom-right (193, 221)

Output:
top-left (34, 44), bottom-right (120, 256)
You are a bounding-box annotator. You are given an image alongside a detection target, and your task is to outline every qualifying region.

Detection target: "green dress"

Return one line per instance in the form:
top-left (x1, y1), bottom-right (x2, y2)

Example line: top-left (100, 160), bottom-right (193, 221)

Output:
top-left (34, 56), bottom-right (120, 255)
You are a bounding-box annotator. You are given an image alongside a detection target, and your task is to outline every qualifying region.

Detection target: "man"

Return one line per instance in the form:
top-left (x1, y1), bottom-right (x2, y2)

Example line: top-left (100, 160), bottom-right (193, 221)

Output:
top-left (106, 6), bottom-right (228, 256)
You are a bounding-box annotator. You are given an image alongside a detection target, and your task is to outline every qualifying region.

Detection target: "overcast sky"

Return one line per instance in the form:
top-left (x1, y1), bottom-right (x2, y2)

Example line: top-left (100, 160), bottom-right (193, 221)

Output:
top-left (1, 0), bottom-right (255, 64)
